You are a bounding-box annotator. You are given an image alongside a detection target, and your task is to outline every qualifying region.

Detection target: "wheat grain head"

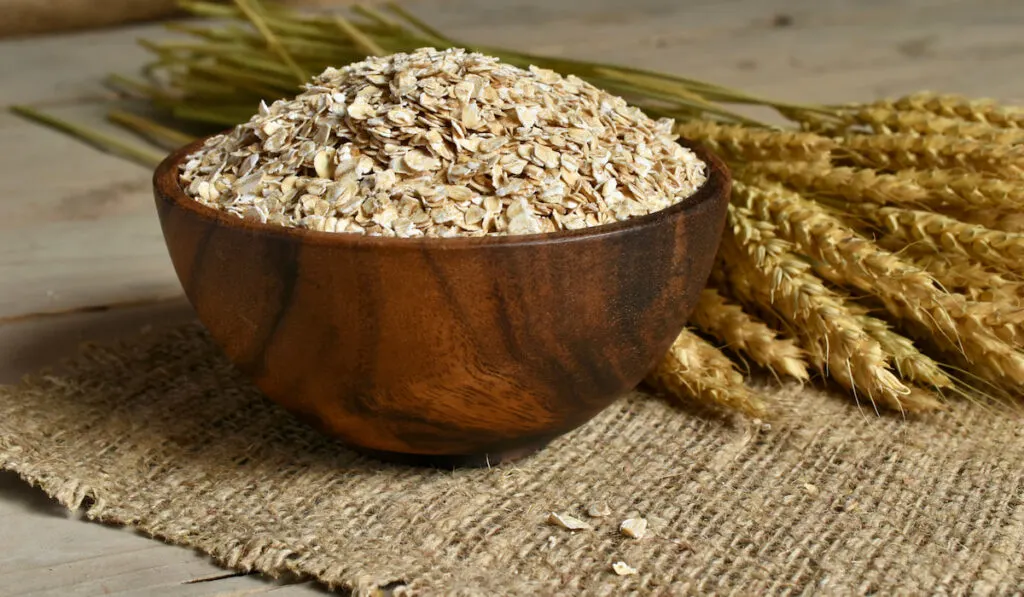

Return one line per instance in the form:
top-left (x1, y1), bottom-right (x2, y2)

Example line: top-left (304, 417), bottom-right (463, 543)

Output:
top-left (721, 203), bottom-right (920, 412)
top-left (691, 287), bottom-right (811, 381)
top-left (890, 92), bottom-right (1024, 129)
top-left (734, 178), bottom-right (1024, 389)
top-left (646, 328), bottom-right (767, 417)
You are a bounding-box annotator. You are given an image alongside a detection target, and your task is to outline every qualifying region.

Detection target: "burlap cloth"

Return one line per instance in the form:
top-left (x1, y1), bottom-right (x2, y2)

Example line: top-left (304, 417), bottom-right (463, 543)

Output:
top-left (2, 322), bottom-right (1023, 595)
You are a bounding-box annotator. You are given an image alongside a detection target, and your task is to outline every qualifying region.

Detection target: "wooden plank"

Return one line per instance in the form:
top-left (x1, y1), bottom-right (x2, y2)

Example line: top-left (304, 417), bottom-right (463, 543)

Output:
top-left (2, 0), bottom-right (1024, 594)
top-left (439, 0), bottom-right (1024, 103)
top-left (0, 108), bottom-right (177, 320)
top-left (0, 22), bottom-right (172, 106)
top-left (0, 472), bottom-right (324, 597)
top-left (0, 298), bottom-right (193, 382)
top-left (2, 0), bottom-right (1024, 320)
top-left (0, 302), bottom-right (325, 596)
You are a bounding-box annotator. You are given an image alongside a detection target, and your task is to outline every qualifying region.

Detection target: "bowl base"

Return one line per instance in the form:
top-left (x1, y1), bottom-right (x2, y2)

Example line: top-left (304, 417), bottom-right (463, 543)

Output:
top-left (350, 440), bottom-right (550, 469)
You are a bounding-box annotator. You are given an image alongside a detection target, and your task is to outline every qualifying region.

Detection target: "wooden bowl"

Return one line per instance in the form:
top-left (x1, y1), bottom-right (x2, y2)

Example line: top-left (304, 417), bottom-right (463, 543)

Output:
top-left (153, 137), bottom-right (730, 467)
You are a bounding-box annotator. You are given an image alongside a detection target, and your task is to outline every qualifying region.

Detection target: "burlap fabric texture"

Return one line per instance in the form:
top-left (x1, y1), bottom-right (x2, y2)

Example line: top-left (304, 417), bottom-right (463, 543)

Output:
top-left (2, 323), bottom-right (1024, 596)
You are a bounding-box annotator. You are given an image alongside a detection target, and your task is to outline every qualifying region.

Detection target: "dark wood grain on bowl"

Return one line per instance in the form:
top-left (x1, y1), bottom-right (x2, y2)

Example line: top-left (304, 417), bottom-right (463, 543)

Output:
top-left (153, 139), bottom-right (730, 466)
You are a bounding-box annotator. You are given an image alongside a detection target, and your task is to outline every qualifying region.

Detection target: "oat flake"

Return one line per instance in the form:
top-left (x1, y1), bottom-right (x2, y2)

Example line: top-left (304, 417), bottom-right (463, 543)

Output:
top-left (179, 48), bottom-right (707, 237)
top-left (612, 561), bottom-right (638, 576)
top-left (619, 517), bottom-right (648, 539)
top-left (547, 511), bottom-right (591, 531)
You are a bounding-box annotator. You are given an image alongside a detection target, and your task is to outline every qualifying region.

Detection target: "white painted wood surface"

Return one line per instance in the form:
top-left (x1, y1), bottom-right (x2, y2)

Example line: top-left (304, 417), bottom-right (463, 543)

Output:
top-left (1, 0), bottom-right (1023, 593)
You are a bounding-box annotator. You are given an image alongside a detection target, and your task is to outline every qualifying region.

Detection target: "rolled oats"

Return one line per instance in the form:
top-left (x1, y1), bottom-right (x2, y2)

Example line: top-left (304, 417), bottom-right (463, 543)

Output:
top-left (547, 511), bottom-right (591, 531)
top-left (619, 517), bottom-right (648, 540)
top-left (179, 48), bottom-right (708, 237)
top-left (612, 561), bottom-right (638, 576)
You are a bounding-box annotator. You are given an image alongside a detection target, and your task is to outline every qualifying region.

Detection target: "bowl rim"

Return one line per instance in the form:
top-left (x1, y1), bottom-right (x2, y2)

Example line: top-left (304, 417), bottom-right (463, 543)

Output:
top-left (153, 134), bottom-right (730, 249)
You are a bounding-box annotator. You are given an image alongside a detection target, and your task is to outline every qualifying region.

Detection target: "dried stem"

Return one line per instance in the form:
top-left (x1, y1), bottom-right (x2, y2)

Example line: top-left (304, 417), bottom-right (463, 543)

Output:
top-left (233, 0), bottom-right (308, 82)
top-left (333, 15), bottom-right (386, 57)
top-left (9, 105), bottom-right (164, 168)
top-left (107, 110), bottom-right (196, 150)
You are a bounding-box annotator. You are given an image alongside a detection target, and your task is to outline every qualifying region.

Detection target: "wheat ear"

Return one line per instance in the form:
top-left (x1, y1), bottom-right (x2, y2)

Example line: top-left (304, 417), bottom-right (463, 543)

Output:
top-left (742, 161), bottom-right (932, 206)
top-left (748, 160), bottom-right (1024, 211)
top-left (841, 107), bottom-right (1024, 143)
top-left (889, 92), bottom-right (1024, 129)
top-left (735, 179), bottom-right (1024, 388)
top-left (893, 169), bottom-right (1024, 211)
top-left (646, 328), bottom-right (767, 417)
top-left (864, 205), bottom-right (1024, 274)
top-left (854, 313), bottom-right (953, 390)
top-left (838, 133), bottom-right (1024, 179)
top-left (674, 120), bottom-right (834, 162)
top-left (721, 203), bottom-right (919, 412)
top-left (939, 208), bottom-right (1024, 234)
top-left (691, 287), bottom-right (810, 381)
top-left (891, 248), bottom-right (1024, 304)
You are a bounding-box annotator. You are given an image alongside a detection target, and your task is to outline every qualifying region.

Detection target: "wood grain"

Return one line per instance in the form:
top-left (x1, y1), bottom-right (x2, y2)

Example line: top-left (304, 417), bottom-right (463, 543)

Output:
top-left (2, 0), bottom-right (1023, 321)
top-left (0, 302), bottom-right (321, 597)
top-left (3, 0), bottom-right (1024, 592)
top-left (153, 138), bottom-right (730, 464)
top-left (0, 0), bottom-right (404, 39)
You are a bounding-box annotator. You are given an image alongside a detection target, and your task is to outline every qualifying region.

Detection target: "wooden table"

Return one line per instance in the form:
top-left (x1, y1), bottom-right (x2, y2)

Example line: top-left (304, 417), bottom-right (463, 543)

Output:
top-left (2, 0), bottom-right (1022, 594)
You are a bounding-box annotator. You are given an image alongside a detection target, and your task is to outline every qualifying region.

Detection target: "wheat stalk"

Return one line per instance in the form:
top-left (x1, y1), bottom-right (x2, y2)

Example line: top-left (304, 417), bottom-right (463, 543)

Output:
top-left (839, 107), bottom-right (1024, 143)
top-left (720, 203), bottom-right (921, 412)
top-left (893, 249), bottom-right (1024, 304)
top-left (673, 120), bottom-right (834, 162)
top-left (888, 92), bottom-right (1024, 129)
top-left (892, 169), bottom-right (1024, 211)
top-left (863, 205), bottom-right (1024, 274)
top-left (742, 161), bottom-right (933, 206)
top-left (782, 109), bottom-right (846, 135)
top-left (853, 312), bottom-right (953, 390)
top-left (690, 287), bottom-right (810, 381)
top-left (837, 133), bottom-right (1024, 179)
top-left (645, 328), bottom-right (767, 417)
top-left (736, 178), bottom-right (1024, 388)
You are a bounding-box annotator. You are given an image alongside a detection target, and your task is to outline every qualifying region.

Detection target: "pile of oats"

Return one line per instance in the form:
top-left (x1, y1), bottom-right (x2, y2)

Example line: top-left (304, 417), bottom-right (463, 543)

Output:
top-left (179, 47), bottom-right (708, 237)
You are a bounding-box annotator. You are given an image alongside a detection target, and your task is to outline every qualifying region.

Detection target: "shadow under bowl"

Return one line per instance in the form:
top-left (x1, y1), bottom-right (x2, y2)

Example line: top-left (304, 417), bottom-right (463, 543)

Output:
top-left (153, 138), bottom-right (731, 468)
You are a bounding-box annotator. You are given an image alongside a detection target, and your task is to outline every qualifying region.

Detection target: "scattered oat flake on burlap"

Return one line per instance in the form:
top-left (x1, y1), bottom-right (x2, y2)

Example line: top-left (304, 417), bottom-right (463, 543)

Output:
top-left (619, 517), bottom-right (648, 539)
top-left (547, 511), bottom-right (591, 530)
top-left (612, 561), bottom-right (638, 576)
top-left (586, 502), bottom-right (612, 518)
